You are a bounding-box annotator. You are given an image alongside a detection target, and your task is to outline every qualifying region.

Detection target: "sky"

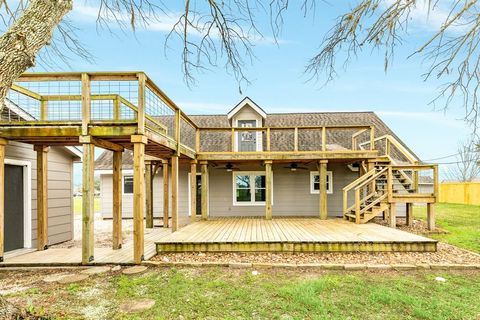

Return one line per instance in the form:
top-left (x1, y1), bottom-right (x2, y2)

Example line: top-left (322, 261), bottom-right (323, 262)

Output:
top-left (30, 1), bottom-right (475, 182)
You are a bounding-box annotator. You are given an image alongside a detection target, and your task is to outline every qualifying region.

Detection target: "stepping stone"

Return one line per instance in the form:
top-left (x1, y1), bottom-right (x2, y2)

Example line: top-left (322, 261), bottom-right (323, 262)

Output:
top-left (111, 265), bottom-right (122, 272)
top-left (43, 273), bottom-right (74, 283)
top-left (119, 299), bottom-right (155, 313)
top-left (80, 266), bottom-right (111, 275)
top-left (58, 274), bottom-right (89, 284)
top-left (122, 266), bottom-right (148, 275)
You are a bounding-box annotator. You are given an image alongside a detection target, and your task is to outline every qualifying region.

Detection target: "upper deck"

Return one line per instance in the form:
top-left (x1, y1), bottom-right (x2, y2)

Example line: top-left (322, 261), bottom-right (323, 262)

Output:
top-left (0, 72), bottom-right (416, 163)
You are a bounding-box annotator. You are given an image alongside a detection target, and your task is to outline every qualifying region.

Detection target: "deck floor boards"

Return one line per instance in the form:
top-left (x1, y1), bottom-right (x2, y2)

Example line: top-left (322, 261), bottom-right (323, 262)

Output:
top-left (156, 218), bottom-right (437, 253)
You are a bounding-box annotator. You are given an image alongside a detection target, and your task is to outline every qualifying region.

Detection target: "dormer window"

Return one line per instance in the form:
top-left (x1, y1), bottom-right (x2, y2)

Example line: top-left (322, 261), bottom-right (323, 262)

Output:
top-left (228, 97), bottom-right (266, 152)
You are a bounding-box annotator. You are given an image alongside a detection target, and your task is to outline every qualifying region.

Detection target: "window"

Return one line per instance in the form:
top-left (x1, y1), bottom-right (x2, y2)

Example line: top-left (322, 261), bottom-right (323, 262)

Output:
top-left (310, 171), bottom-right (333, 194)
top-left (123, 175), bottom-right (133, 194)
top-left (233, 172), bottom-right (270, 205)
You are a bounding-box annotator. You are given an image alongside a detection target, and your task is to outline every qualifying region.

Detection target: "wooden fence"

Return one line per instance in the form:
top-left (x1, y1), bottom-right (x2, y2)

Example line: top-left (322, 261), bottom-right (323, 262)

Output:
top-left (439, 182), bottom-right (480, 205)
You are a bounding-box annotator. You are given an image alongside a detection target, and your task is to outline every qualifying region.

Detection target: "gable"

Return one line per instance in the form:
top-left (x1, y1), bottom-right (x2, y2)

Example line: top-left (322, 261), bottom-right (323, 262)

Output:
top-left (227, 97), bottom-right (267, 120)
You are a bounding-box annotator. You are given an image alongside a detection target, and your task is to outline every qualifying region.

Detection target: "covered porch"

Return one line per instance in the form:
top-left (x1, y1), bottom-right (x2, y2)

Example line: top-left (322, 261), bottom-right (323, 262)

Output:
top-left (156, 218), bottom-right (437, 253)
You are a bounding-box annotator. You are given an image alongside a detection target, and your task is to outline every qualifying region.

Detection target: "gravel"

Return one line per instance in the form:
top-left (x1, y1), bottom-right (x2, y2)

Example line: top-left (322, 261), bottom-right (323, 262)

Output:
top-left (152, 243), bottom-right (480, 265)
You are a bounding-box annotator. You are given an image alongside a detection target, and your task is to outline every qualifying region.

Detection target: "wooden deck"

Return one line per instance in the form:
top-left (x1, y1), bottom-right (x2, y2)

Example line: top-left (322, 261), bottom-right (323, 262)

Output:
top-left (0, 228), bottom-right (171, 267)
top-left (156, 218), bottom-right (437, 253)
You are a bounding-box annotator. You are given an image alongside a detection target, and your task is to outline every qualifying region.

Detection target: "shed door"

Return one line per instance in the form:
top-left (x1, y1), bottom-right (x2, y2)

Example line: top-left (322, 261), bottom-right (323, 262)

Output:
top-left (238, 120), bottom-right (257, 152)
top-left (4, 164), bottom-right (24, 252)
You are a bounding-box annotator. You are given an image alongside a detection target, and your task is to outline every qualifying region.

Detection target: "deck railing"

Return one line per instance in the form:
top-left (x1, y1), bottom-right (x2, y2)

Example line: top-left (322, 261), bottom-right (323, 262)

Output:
top-left (4, 72), bottom-right (200, 155)
top-left (197, 125), bottom-right (375, 153)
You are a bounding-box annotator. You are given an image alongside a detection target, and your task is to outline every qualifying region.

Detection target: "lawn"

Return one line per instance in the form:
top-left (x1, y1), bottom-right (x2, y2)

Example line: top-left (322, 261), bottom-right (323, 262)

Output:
top-left (2, 268), bottom-right (480, 319)
top-left (73, 196), bottom-right (101, 215)
top-left (413, 203), bottom-right (480, 252)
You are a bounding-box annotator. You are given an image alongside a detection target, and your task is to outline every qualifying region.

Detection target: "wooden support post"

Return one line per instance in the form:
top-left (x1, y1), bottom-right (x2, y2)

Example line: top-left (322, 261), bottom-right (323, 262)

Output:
top-left (0, 139), bottom-right (6, 262)
top-left (318, 160), bottom-right (328, 220)
top-left (132, 135), bottom-right (147, 263)
top-left (427, 203), bottom-right (435, 231)
top-left (190, 160), bottom-right (197, 223)
top-left (406, 203), bottom-right (413, 227)
top-left (34, 145), bottom-right (49, 251)
top-left (265, 161), bottom-right (273, 220)
top-left (162, 160), bottom-right (169, 228)
top-left (171, 156), bottom-right (179, 232)
top-left (368, 160), bottom-right (376, 194)
top-left (389, 202), bottom-right (396, 228)
top-left (112, 150), bottom-right (122, 249)
top-left (81, 139), bottom-right (95, 264)
top-left (200, 161), bottom-right (209, 220)
top-left (145, 162), bottom-right (154, 229)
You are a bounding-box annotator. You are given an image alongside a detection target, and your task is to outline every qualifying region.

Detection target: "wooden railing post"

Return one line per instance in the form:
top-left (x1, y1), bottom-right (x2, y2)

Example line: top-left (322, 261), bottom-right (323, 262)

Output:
top-left (433, 165), bottom-right (439, 199)
top-left (387, 166), bottom-right (393, 203)
top-left (113, 96), bottom-right (121, 121)
top-left (195, 128), bottom-right (201, 153)
top-left (322, 127), bottom-right (327, 151)
top-left (266, 127), bottom-right (271, 152)
top-left (175, 110), bottom-right (181, 156)
top-left (294, 127), bottom-right (299, 152)
top-left (137, 73), bottom-right (146, 135)
top-left (81, 73), bottom-right (91, 136)
top-left (40, 99), bottom-right (48, 121)
top-left (355, 188), bottom-right (360, 224)
top-left (370, 126), bottom-right (375, 150)
top-left (34, 145), bottom-right (49, 251)
top-left (231, 127), bottom-right (235, 152)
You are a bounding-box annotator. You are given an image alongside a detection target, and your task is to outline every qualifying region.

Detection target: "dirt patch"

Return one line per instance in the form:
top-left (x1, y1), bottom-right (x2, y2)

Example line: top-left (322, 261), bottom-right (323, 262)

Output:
top-left (153, 242), bottom-right (480, 265)
top-left (374, 217), bottom-right (448, 235)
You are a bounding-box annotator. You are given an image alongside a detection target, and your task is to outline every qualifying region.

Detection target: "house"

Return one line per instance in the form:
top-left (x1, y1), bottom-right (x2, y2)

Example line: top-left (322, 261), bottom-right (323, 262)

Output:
top-left (0, 99), bottom-right (81, 261)
top-left (95, 96), bottom-right (436, 225)
top-left (0, 72), bottom-right (438, 265)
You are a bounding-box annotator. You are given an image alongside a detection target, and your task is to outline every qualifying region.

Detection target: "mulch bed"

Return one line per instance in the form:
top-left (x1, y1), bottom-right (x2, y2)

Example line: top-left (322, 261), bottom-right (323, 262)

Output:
top-left (153, 243), bottom-right (480, 265)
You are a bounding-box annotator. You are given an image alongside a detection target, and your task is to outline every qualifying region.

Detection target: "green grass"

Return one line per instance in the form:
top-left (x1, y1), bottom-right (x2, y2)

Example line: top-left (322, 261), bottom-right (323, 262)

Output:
top-left (73, 196), bottom-right (101, 215)
top-left (7, 268), bottom-right (479, 320)
top-left (414, 203), bottom-right (480, 252)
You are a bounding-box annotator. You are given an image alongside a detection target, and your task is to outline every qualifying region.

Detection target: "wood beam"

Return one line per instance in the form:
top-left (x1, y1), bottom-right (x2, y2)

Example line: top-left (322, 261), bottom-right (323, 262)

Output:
top-left (132, 137), bottom-right (146, 263)
top-left (112, 150), bottom-right (122, 249)
top-left (145, 162), bottom-right (154, 229)
top-left (201, 161), bottom-right (209, 220)
top-left (427, 203), bottom-right (435, 231)
top-left (171, 156), bottom-right (179, 232)
top-left (190, 160), bottom-right (197, 223)
top-left (265, 161), bottom-right (273, 220)
top-left (82, 141), bottom-right (95, 264)
top-left (406, 203), bottom-right (413, 227)
top-left (318, 160), bottom-right (328, 220)
top-left (34, 145), bottom-right (49, 251)
top-left (162, 160), bottom-right (169, 228)
top-left (92, 137), bottom-right (124, 152)
top-left (0, 139), bottom-right (6, 262)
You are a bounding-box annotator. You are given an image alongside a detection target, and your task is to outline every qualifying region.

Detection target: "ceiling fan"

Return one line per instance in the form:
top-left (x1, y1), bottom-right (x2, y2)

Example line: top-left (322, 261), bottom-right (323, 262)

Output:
top-left (215, 163), bottom-right (240, 172)
top-left (284, 162), bottom-right (308, 172)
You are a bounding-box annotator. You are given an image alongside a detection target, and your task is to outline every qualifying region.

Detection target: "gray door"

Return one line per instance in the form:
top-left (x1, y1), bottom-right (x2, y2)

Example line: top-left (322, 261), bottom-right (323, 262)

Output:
top-left (4, 164), bottom-right (24, 252)
top-left (238, 120), bottom-right (257, 152)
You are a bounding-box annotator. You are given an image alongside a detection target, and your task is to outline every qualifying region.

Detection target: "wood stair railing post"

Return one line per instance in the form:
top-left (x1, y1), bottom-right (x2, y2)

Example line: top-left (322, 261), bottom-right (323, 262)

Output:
top-left (355, 189), bottom-right (361, 224)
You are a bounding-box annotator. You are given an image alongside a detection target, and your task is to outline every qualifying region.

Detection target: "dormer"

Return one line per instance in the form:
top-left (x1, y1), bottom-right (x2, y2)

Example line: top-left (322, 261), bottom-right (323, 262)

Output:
top-left (227, 97), bottom-right (267, 152)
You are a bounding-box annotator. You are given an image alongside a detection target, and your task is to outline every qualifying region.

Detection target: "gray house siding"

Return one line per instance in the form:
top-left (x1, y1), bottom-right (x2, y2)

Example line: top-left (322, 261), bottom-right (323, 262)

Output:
top-left (99, 162), bottom-right (190, 226)
top-left (5, 141), bottom-right (75, 248)
top-left (99, 162), bottom-right (406, 220)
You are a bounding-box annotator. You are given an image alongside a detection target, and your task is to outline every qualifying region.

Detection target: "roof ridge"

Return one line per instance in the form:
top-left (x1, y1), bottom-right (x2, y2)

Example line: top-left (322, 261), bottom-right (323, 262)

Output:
top-left (188, 111), bottom-right (376, 117)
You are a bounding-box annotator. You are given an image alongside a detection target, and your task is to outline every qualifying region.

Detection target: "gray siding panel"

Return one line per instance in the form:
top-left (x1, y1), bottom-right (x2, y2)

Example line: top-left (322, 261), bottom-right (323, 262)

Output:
top-left (5, 141), bottom-right (74, 248)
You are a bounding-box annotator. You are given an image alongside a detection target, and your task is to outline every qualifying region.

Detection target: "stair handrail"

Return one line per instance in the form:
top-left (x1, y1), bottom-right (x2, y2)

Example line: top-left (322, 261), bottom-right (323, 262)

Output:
top-left (354, 167), bottom-right (388, 191)
top-left (358, 134), bottom-right (418, 164)
top-left (343, 168), bottom-right (377, 217)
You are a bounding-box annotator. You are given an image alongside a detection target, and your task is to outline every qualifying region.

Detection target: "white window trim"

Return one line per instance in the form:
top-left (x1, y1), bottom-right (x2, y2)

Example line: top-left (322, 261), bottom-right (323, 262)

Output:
top-left (310, 171), bottom-right (333, 194)
top-left (235, 119), bottom-right (263, 152)
top-left (4, 158), bottom-right (32, 250)
top-left (122, 174), bottom-right (134, 195)
top-left (232, 171), bottom-right (272, 206)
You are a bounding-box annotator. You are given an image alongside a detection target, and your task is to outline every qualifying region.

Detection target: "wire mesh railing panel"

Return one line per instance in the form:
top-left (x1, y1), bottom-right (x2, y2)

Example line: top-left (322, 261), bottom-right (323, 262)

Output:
top-left (298, 128), bottom-right (323, 151)
top-left (6, 90), bottom-right (40, 120)
top-left (120, 102), bottom-right (136, 120)
top-left (269, 129), bottom-right (294, 152)
top-left (19, 81), bottom-right (81, 95)
top-left (199, 131), bottom-right (230, 152)
top-left (180, 118), bottom-right (196, 150)
top-left (47, 100), bottom-right (81, 121)
top-left (91, 99), bottom-right (114, 120)
top-left (91, 80), bottom-right (138, 105)
top-left (145, 86), bottom-right (176, 136)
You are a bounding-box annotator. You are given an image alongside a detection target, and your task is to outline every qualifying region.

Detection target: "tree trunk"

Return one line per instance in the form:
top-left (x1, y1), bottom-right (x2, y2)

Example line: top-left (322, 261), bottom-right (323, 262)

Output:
top-left (0, 0), bottom-right (72, 111)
